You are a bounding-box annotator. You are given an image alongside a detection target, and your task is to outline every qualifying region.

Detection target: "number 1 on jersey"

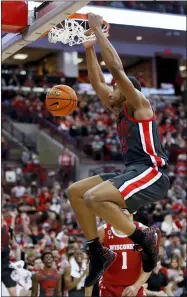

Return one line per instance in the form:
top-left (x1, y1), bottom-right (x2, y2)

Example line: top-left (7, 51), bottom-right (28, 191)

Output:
top-left (122, 252), bottom-right (127, 269)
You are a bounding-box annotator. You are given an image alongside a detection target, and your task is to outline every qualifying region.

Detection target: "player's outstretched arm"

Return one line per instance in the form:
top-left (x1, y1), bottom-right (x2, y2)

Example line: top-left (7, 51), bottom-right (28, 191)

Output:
top-left (31, 273), bottom-right (39, 297)
top-left (84, 45), bottom-right (114, 111)
top-left (64, 265), bottom-right (88, 291)
top-left (88, 13), bottom-right (147, 108)
top-left (57, 273), bottom-right (62, 297)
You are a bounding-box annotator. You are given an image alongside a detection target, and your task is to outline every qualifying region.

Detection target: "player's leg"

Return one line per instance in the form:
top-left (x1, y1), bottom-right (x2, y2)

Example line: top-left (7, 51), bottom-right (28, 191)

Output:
top-left (69, 175), bottom-right (135, 239)
top-left (83, 178), bottom-right (138, 287)
top-left (84, 165), bottom-right (169, 285)
top-left (83, 165), bottom-right (153, 236)
top-left (69, 165), bottom-right (169, 286)
top-left (79, 171), bottom-right (138, 287)
top-left (84, 165), bottom-right (168, 236)
top-left (84, 180), bottom-right (136, 235)
top-left (68, 174), bottom-right (119, 287)
top-left (68, 174), bottom-right (116, 240)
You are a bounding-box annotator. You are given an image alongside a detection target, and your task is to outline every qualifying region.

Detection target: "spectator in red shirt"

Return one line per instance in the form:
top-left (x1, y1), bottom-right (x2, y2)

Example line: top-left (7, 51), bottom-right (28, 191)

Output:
top-left (38, 187), bottom-right (51, 207)
top-left (163, 104), bottom-right (176, 118)
top-left (176, 154), bottom-right (187, 176)
top-left (38, 76), bottom-right (50, 88)
top-left (11, 89), bottom-right (24, 109)
top-left (159, 119), bottom-right (176, 135)
top-left (24, 158), bottom-right (47, 186)
top-left (58, 149), bottom-right (75, 184)
top-left (31, 97), bottom-right (44, 114)
top-left (58, 149), bottom-right (74, 167)
top-left (136, 72), bottom-right (147, 87)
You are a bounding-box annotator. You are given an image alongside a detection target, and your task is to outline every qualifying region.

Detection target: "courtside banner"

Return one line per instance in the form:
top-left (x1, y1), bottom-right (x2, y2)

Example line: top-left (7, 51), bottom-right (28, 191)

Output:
top-left (78, 5), bottom-right (186, 31)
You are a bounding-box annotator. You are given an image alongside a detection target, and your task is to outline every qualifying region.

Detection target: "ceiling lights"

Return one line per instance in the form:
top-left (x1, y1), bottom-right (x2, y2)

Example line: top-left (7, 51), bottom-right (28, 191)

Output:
top-left (77, 58), bottom-right (83, 64)
top-left (79, 6), bottom-right (186, 31)
top-left (166, 31), bottom-right (181, 36)
top-left (136, 36), bottom-right (142, 41)
top-left (179, 65), bottom-right (186, 71)
top-left (13, 54), bottom-right (28, 60)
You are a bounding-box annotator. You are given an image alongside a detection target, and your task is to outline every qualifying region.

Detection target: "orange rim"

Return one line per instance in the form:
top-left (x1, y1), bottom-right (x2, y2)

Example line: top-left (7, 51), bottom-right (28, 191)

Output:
top-left (40, 12), bottom-right (110, 38)
top-left (69, 13), bottom-right (110, 30)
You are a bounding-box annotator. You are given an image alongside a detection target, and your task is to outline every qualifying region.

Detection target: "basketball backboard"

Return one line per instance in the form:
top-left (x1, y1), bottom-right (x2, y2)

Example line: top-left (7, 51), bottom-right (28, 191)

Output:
top-left (2, 0), bottom-right (90, 62)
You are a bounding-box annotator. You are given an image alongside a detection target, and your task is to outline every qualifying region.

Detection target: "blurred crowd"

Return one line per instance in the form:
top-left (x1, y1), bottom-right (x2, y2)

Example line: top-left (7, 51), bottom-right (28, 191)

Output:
top-left (2, 138), bottom-right (187, 296)
top-left (1, 69), bottom-right (187, 296)
top-left (2, 71), bottom-right (187, 162)
top-left (2, 162), bottom-right (99, 296)
top-left (91, 1), bottom-right (186, 15)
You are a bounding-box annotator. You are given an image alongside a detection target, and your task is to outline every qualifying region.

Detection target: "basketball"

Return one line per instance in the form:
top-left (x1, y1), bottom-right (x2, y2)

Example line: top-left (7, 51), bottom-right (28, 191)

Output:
top-left (46, 85), bottom-right (77, 117)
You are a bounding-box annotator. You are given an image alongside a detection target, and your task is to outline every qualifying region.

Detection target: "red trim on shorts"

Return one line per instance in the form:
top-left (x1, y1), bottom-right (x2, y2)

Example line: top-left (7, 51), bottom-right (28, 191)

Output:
top-left (120, 167), bottom-right (161, 199)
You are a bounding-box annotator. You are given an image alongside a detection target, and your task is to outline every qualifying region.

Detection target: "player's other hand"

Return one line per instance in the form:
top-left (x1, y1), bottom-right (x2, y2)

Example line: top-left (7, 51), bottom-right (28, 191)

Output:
top-left (122, 284), bottom-right (139, 296)
top-left (83, 28), bottom-right (109, 49)
top-left (88, 12), bottom-right (103, 32)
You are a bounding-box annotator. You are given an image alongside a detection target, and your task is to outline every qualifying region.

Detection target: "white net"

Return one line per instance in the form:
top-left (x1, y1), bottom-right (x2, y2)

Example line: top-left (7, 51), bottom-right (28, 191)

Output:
top-left (48, 19), bottom-right (109, 46)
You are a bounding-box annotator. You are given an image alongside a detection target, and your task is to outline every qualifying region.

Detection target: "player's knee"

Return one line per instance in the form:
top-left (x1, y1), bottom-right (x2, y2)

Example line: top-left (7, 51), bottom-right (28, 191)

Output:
top-left (84, 190), bottom-right (97, 209)
top-left (67, 182), bottom-right (79, 202)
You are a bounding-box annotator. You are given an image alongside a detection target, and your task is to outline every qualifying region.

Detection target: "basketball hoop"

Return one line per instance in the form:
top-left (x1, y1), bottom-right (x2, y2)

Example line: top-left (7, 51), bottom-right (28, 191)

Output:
top-left (48, 13), bottom-right (110, 46)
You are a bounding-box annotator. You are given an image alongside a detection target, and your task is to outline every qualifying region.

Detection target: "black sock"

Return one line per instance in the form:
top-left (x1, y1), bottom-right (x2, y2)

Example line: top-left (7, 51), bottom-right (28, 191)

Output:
top-left (129, 227), bottom-right (145, 244)
top-left (87, 237), bottom-right (102, 254)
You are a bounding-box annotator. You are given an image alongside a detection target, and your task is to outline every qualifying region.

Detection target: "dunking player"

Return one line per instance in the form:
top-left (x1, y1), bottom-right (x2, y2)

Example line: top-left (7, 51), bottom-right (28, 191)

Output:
top-left (31, 252), bottom-right (61, 297)
top-left (1, 215), bottom-right (17, 296)
top-left (68, 13), bottom-right (169, 287)
top-left (85, 209), bottom-right (151, 297)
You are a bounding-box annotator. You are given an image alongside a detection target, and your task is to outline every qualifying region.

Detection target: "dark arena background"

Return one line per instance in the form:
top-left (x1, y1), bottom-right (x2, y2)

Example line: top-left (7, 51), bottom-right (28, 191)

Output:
top-left (1, 1), bottom-right (187, 296)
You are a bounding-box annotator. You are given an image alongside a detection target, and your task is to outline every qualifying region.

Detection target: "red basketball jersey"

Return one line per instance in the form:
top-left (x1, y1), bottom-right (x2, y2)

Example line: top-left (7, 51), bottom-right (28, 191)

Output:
top-left (39, 269), bottom-right (59, 297)
top-left (101, 222), bottom-right (143, 286)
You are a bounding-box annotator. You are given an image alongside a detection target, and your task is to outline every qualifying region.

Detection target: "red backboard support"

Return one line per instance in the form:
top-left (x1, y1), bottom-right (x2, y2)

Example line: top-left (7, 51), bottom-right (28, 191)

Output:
top-left (2, 1), bottom-right (28, 33)
top-left (2, 0), bottom-right (90, 61)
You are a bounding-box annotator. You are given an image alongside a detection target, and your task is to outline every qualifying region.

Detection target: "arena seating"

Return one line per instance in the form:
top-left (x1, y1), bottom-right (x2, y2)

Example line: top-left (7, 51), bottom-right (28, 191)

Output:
top-left (2, 68), bottom-right (187, 296)
top-left (91, 1), bottom-right (186, 15)
top-left (2, 70), bottom-right (187, 163)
